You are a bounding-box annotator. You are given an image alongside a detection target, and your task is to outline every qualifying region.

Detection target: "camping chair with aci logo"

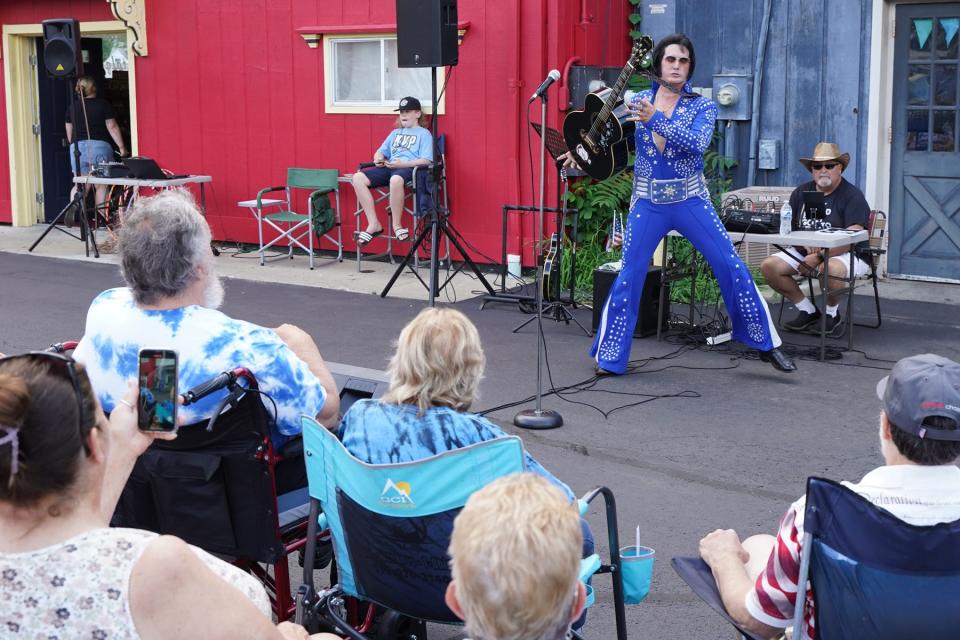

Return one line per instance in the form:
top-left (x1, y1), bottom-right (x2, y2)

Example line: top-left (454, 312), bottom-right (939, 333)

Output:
top-left (294, 418), bottom-right (632, 640)
top-left (293, 421), bottom-right (525, 638)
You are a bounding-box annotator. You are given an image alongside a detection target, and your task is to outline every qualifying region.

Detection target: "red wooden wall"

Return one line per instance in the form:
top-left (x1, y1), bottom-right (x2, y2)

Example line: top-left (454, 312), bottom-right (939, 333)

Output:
top-left (0, 1), bottom-right (630, 264)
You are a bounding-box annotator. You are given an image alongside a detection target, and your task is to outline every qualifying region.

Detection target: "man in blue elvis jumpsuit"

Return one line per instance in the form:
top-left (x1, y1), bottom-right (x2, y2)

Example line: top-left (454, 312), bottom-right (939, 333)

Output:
top-left (591, 34), bottom-right (796, 375)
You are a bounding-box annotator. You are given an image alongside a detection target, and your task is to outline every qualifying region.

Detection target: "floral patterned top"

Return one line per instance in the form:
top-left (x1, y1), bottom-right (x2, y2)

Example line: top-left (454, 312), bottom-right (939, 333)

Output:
top-left (0, 527), bottom-right (270, 638)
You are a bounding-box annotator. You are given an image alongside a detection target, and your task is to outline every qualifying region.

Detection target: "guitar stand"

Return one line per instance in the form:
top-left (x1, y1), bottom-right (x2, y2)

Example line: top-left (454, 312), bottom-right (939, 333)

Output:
top-left (510, 152), bottom-right (589, 336)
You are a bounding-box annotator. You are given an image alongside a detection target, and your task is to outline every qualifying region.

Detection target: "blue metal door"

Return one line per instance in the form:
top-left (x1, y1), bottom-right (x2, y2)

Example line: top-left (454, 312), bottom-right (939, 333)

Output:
top-left (889, 4), bottom-right (960, 280)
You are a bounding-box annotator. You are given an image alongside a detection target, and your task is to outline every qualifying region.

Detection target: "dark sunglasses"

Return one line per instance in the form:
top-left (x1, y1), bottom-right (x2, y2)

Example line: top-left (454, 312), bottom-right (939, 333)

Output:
top-left (810, 162), bottom-right (839, 170)
top-left (0, 351), bottom-right (89, 451)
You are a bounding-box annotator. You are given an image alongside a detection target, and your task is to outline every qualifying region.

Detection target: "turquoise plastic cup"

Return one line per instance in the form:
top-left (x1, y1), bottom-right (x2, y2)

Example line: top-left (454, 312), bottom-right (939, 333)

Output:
top-left (619, 545), bottom-right (655, 604)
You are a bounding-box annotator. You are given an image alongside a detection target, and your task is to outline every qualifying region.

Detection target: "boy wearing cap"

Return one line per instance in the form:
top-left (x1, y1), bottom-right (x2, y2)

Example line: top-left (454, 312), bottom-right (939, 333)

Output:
top-left (760, 141), bottom-right (872, 334)
top-left (698, 353), bottom-right (960, 640)
top-left (351, 96), bottom-right (433, 245)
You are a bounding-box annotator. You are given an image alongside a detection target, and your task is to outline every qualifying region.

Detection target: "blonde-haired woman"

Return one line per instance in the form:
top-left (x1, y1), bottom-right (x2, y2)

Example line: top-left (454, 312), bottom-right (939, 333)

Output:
top-left (338, 307), bottom-right (572, 497)
top-left (339, 308), bottom-right (593, 631)
top-left (66, 75), bottom-right (128, 215)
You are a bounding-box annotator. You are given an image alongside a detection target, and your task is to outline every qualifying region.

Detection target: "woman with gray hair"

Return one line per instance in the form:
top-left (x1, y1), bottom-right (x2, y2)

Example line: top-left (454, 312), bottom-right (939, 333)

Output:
top-left (338, 307), bottom-right (572, 499)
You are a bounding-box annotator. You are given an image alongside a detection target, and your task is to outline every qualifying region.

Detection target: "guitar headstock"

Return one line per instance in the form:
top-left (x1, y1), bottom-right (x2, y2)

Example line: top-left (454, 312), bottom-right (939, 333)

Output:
top-left (629, 36), bottom-right (655, 68)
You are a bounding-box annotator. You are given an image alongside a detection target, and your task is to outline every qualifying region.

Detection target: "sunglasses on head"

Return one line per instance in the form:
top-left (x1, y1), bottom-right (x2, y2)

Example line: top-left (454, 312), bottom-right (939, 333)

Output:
top-left (0, 351), bottom-right (88, 450)
top-left (811, 162), bottom-right (839, 170)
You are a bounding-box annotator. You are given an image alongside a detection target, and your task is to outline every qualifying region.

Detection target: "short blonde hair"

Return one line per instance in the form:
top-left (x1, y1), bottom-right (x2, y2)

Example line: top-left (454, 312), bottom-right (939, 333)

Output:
top-left (449, 473), bottom-right (582, 640)
top-left (383, 307), bottom-right (485, 413)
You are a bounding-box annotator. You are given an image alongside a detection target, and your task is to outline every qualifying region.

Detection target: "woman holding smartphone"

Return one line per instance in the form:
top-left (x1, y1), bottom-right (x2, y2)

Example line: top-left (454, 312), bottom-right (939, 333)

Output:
top-left (0, 352), bottom-right (339, 639)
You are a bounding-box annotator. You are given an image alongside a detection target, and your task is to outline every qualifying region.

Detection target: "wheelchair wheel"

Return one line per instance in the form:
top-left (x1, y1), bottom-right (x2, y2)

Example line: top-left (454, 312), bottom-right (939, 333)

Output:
top-left (375, 609), bottom-right (426, 640)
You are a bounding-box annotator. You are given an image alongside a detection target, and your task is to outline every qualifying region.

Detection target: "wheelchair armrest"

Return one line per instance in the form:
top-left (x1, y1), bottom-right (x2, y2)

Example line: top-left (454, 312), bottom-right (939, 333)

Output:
top-left (48, 340), bottom-right (79, 354)
top-left (358, 162), bottom-right (376, 169)
top-left (256, 186), bottom-right (287, 208)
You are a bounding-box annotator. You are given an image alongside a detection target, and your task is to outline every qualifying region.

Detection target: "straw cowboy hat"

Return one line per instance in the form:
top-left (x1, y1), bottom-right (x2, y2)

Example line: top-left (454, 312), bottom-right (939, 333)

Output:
top-left (799, 142), bottom-right (850, 171)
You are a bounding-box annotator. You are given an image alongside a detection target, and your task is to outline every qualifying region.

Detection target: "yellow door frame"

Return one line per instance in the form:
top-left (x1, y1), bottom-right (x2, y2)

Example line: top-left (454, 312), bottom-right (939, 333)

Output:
top-left (2, 21), bottom-right (138, 226)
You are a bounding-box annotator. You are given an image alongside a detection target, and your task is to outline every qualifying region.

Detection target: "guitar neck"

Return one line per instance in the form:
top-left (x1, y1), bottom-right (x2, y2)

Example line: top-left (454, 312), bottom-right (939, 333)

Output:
top-left (588, 59), bottom-right (637, 140)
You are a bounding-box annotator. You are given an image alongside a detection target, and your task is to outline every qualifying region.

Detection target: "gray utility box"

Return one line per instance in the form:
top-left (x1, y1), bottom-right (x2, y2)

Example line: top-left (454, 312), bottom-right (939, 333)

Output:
top-left (712, 74), bottom-right (753, 121)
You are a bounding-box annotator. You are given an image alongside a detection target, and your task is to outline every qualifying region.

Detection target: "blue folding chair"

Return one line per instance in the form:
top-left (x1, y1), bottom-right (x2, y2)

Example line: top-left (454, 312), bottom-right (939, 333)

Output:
top-left (790, 476), bottom-right (960, 638)
top-left (674, 476), bottom-right (960, 640)
top-left (294, 417), bottom-right (526, 638)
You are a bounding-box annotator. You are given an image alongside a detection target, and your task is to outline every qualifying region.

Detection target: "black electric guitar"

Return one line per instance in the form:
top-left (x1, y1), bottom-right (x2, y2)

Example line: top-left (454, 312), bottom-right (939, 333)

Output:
top-left (563, 36), bottom-right (654, 180)
top-left (540, 231), bottom-right (561, 302)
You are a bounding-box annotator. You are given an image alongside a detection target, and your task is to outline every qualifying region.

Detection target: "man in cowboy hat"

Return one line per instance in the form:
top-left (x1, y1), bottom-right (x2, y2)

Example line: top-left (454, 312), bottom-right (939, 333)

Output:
top-left (760, 142), bottom-right (871, 333)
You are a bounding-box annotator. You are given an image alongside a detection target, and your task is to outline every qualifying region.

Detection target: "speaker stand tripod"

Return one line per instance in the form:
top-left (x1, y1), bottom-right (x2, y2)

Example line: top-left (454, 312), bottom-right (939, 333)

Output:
top-left (380, 65), bottom-right (496, 305)
top-left (29, 75), bottom-right (99, 259)
top-left (28, 188), bottom-right (99, 258)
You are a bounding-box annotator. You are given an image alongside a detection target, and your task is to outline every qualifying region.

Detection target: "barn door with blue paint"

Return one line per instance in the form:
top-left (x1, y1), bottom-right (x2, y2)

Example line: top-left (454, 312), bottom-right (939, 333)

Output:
top-left (889, 5), bottom-right (960, 280)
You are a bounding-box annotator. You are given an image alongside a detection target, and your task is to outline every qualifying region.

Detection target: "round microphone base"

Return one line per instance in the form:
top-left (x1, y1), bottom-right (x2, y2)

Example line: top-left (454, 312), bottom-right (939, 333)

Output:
top-left (513, 409), bottom-right (563, 430)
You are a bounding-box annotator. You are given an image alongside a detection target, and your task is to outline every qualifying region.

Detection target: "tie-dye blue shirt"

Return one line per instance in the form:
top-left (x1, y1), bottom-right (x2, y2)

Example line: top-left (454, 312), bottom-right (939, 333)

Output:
top-left (73, 288), bottom-right (326, 443)
top-left (338, 399), bottom-right (574, 500)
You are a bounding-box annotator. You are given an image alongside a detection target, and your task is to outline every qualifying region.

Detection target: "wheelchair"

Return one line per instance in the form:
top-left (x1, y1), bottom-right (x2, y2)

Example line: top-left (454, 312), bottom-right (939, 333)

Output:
top-left (107, 362), bottom-right (317, 620)
top-left (293, 417), bottom-right (631, 639)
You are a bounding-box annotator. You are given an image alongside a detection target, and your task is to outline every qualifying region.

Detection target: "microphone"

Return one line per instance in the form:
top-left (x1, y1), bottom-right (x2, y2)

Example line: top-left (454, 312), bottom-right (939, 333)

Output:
top-left (181, 368), bottom-right (247, 405)
top-left (529, 69), bottom-right (561, 103)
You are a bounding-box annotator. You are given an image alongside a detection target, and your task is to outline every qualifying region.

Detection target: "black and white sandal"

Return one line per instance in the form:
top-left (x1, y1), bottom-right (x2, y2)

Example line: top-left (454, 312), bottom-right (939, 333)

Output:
top-left (356, 229), bottom-right (383, 246)
top-left (394, 227), bottom-right (410, 241)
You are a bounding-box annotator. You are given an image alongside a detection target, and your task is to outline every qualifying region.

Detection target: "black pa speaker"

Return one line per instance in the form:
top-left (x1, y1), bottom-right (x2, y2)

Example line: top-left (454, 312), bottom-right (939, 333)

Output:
top-left (42, 19), bottom-right (83, 78)
top-left (396, 0), bottom-right (459, 68)
top-left (592, 267), bottom-right (669, 338)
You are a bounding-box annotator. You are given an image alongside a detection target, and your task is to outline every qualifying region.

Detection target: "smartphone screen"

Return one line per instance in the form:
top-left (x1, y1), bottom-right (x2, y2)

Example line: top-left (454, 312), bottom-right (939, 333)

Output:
top-left (137, 349), bottom-right (178, 432)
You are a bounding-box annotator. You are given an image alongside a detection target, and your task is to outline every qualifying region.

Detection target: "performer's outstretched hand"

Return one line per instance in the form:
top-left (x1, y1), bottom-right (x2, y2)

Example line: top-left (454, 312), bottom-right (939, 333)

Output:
top-left (626, 98), bottom-right (656, 123)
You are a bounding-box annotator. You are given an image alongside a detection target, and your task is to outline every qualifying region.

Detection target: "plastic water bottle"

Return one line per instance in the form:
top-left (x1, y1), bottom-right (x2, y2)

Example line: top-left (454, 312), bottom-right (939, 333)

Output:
top-left (780, 202), bottom-right (793, 236)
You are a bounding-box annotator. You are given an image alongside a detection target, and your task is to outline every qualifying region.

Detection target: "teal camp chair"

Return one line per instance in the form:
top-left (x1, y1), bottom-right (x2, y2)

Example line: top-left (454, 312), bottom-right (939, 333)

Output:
top-left (255, 168), bottom-right (342, 269)
top-left (294, 418), bottom-right (630, 639)
top-left (294, 418), bottom-right (525, 637)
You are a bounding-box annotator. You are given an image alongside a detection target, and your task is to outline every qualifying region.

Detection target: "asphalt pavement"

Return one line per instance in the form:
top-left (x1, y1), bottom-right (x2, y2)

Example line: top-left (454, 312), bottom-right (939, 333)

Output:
top-left (2, 243), bottom-right (959, 638)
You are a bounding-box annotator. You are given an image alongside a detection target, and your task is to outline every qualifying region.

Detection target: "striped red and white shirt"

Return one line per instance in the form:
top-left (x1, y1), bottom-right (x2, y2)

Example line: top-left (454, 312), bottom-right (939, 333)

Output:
top-left (745, 465), bottom-right (960, 640)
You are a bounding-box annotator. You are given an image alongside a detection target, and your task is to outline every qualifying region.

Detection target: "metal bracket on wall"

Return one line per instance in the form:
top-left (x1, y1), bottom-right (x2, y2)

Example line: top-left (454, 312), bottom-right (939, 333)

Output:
top-left (108, 0), bottom-right (148, 56)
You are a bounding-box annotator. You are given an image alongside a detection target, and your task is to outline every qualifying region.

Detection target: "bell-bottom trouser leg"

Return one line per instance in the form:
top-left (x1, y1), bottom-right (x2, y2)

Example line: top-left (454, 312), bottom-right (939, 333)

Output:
top-left (591, 196), bottom-right (780, 373)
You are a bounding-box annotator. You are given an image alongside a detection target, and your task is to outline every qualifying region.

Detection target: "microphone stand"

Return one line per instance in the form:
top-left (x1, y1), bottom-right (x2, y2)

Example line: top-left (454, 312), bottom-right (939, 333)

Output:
top-left (514, 88), bottom-right (562, 431)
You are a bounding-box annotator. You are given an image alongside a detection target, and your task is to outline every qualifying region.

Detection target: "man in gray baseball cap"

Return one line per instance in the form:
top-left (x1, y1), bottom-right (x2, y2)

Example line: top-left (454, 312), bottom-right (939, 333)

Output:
top-left (697, 353), bottom-right (960, 640)
top-left (877, 353), bottom-right (960, 442)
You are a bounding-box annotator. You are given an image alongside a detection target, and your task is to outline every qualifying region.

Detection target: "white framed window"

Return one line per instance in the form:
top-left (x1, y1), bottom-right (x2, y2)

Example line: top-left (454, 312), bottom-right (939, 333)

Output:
top-left (324, 35), bottom-right (444, 114)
